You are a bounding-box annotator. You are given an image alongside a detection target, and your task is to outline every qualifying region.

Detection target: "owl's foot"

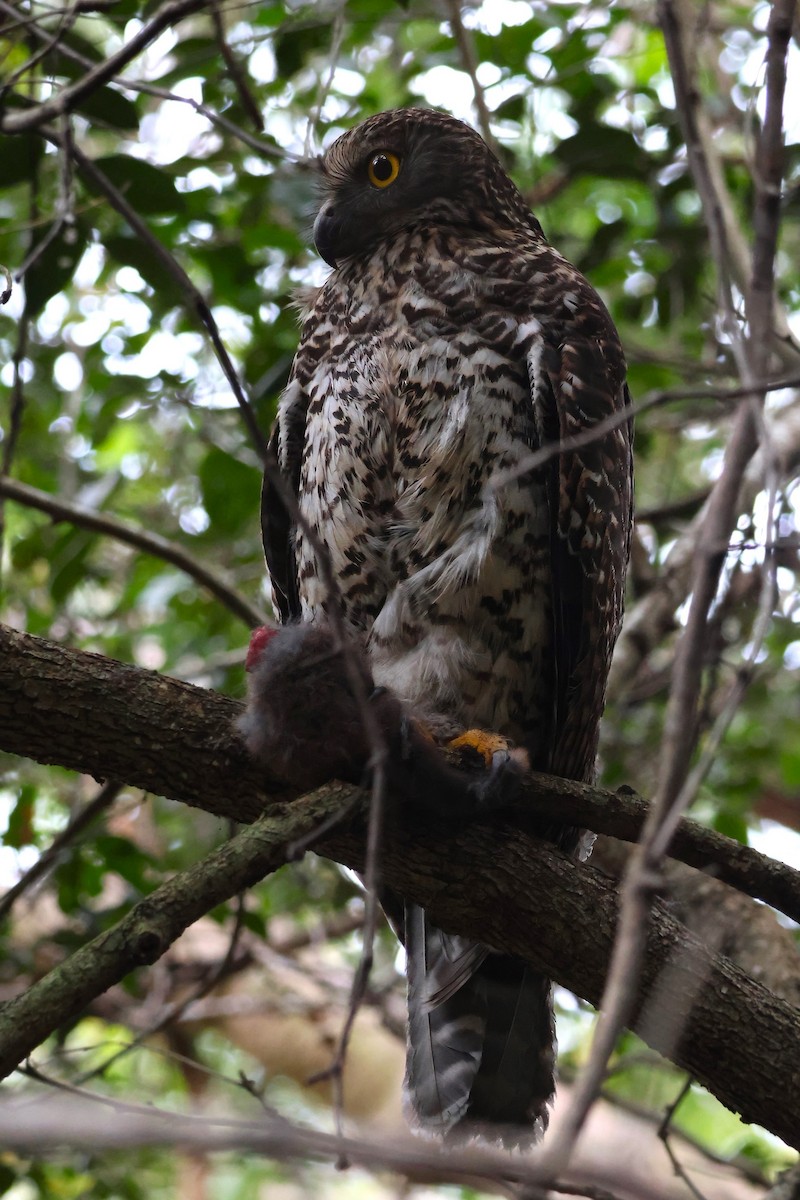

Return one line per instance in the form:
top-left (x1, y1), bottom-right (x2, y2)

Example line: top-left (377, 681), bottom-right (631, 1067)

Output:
top-left (447, 728), bottom-right (516, 768)
top-left (471, 748), bottom-right (528, 812)
top-left (445, 730), bottom-right (530, 813)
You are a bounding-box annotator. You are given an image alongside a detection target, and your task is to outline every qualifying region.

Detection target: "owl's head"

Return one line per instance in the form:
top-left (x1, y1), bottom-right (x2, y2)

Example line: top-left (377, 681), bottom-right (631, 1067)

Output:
top-left (311, 108), bottom-right (539, 267)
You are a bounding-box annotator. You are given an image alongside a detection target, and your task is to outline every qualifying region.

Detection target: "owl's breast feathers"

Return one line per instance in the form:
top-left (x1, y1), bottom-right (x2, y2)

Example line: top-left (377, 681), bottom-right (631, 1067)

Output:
top-left (273, 227), bottom-right (628, 764)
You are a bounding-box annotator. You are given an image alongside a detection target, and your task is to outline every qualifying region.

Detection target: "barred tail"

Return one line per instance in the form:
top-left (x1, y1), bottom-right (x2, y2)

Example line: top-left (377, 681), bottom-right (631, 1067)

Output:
top-left (403, 902), bottom-right (555, 1146)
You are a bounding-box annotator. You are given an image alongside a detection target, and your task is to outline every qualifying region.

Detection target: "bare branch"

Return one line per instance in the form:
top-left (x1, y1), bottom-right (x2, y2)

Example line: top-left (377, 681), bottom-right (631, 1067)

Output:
top-left (552, 3), bottom-right (797, 1171)
top-left (0, 624), bottom-right (799, 1148)
top-left (445, 0), bottom-right (498, 153)
top-left (2, 623), bottom-right (799, 920)
top-left (0, 0), bottom-right (212, 135)
top-left (0, 300), bottom-right (30, 582)
top-left (0, 1089), bottom-right (654, 1199)
top-left (0, 0), bottom-right (285, 159)
top-left (303, 6), bottom-right (346, 158)
top-left (655, 1079), bottom-right (712, 1200)
top-left (0, 794), bottom-right (347, 1081)
top-left (208, 0), bottom-right (264, 132)
top-left (658, 0), bottom-right (800, 368)
top-left (748, 0), bottom-right (795, 372)
top-left (41, 126), bottom-right (269, 461)
top-left (492, 373), bottom-right (800, 495)
top-left (0, 781), bottom-right (120, 923)
top-left (610, 394), bottom-right (800, 699)
top-left (552, 2), bottom-right (798, 1167)
top-left (0, 475), bottom-right (267, 628)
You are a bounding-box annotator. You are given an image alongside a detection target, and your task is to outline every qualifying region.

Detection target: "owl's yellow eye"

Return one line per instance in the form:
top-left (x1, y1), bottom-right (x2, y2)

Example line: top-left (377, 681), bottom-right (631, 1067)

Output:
top-left (367, 151), bottom-right (400, 188)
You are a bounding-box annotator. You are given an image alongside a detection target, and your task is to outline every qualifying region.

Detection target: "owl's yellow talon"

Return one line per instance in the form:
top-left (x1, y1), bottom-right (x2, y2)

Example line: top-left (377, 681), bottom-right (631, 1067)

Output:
top-left (447, 728), bottom-right (512, 768)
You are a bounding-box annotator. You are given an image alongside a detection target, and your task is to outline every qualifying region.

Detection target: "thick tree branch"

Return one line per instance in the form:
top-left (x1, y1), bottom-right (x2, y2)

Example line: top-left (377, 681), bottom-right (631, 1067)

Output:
top-left (0, 792), bottom-right (349, 1082)
top-left (0, 624), bottom-right (799, 1149)
top-left (1, 624), bottom-right (798, 921)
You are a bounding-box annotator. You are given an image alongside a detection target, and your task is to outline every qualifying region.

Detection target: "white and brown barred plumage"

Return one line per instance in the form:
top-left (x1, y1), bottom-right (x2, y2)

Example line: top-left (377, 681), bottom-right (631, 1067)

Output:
top-left (261, 108), bottom-right (634, 1144)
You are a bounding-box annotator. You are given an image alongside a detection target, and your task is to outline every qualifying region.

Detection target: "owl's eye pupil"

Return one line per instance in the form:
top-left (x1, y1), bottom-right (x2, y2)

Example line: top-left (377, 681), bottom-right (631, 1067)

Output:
top-left (372, 155), bottom-right (393, 180)
top-left (367, 151), bottom-right (401, 188)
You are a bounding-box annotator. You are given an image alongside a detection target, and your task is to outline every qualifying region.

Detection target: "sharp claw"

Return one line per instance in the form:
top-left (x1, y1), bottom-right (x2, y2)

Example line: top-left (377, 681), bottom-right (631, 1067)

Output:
top-left (468, 748), bottom-right (523, 812)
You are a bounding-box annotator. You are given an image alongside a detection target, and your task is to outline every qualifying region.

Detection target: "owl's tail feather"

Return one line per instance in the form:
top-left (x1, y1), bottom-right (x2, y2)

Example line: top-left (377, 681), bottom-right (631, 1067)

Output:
top-left (403, 903), bottom-right (555, 1146)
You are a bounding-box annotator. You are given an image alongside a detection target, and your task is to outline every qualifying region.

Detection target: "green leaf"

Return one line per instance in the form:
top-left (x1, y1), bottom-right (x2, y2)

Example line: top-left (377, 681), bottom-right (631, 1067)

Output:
top-left (105, 233), bottom-right (184, 304)
top-left (198, 448), bottom-right (261, 536)
top-left (4, 785), bottom-right (36, 848)
top-left (0, 1163), bottom-right (18, 1191)
top-left (554, 126), bottom-right (648, 179)
top-left (50, 529), bottom-right (96, 606)
top-left (94, 835), bottom-right (155, 892)
top-left (0, 132), bottom-right (43, 186)
top-left (75, 86), bottom-right (140, 131)
top-left (151, 35), bottom-right (219, 87)
top-left (711, 811), bottom-right (749, 844)
top-left (274, 23), bottom-right (329, 77)
top-left (779, 748), bottom-right (800, 789)
top-left (23, 222), bottom-right (86, 318)
top-left (91, 155), bottom-right (184, 214)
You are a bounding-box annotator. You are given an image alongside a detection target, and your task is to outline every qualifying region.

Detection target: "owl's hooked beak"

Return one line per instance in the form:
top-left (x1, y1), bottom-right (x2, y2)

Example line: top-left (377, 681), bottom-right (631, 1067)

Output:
top-left (313, 202), bottom-right (340, 268)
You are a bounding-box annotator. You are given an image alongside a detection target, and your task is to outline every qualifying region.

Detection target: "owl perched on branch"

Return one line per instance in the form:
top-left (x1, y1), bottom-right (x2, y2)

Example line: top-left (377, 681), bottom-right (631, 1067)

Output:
top-left (259, 108), bottom-right (633, 1145)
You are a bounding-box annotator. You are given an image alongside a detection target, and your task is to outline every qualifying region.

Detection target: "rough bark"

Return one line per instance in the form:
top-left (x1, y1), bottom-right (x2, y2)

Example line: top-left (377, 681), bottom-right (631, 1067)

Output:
top-left (1, 623), bottom-right (799, 1149)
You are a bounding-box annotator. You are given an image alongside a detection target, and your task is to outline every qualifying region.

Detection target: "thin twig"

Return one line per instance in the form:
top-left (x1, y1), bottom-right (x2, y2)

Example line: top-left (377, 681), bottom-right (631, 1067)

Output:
top-left (75, 887), bottom-right (249, 1085)
top-left (303, 4), bottom-right (345, 158)
top-left (0, 0), bottom-right (285, 159)
top-left (445, 0), bottom-right (498, 153)
top-left (0, 782), bottom-right (121, 923)
top-left (0, 0), bottom-right (78, 91)
top-left (648, 0), bottom-right (793, 846)
top-left (749, 0), bottom-right (794, 360)
top-left (610, 396), bottom-right (800, 699)
top-left (0, 312), bottom-right (29, 570)
top-left (0, 0), bottom-right (212, 135)
top-left (208, 0), bottom-right (263, 132)
top-left (654, 0), bottom-right (793, 845)
top-left (0, 184), bottom-right (34, 580)
top-left (657, 1079), bottom-right (710, 1200)
top-left (16, 113), bottom-right (77, 280)
top-left (490, 371), bottom-right (800, 493)
top-left (44, 131), bottom-right (269, 460)
top-left (0, 475), bottom-right (267, 628)
top-left (540, 2), bottom-right (796, 1173)
top-left (658, 0), bottom-right (800, 367)
top-left (0, 1083), bottom-right (639, 1199)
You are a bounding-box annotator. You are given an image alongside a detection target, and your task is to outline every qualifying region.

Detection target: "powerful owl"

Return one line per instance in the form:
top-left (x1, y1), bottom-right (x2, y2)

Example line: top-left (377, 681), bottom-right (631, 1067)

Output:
top-left (261, 108), bottom-right (633, 1144)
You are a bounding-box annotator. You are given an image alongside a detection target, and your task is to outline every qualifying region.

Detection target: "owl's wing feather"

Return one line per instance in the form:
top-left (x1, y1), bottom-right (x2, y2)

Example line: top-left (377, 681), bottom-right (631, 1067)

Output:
top-left (530, 323), bottom-right (633, 783)
top-left (261, 380), bottom-right (308, 624)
